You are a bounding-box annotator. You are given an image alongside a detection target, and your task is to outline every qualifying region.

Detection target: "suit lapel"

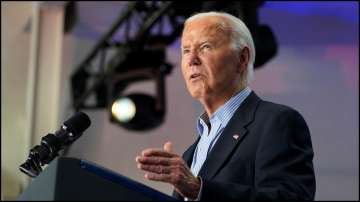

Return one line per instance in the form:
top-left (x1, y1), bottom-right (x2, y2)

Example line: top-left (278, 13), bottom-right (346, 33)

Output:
top-left (182, 136), bottom-right (200, 167)
top-left (197, 92), bottom-right (261, 180)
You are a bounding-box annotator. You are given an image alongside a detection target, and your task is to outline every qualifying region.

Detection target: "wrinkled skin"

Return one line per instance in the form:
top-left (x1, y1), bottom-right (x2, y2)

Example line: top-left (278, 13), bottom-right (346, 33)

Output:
top-left (135, 16), bottom-right (250, 199)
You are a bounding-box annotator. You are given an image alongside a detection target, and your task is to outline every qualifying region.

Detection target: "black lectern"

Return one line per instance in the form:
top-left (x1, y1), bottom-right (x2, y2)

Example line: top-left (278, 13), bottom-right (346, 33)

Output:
top-left (17, 157), bottom-right (177, 201)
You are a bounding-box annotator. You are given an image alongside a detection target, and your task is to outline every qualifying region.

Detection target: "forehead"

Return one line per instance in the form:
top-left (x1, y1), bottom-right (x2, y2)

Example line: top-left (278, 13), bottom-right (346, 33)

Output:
top-left (181, 16), bottom-right (231, 44)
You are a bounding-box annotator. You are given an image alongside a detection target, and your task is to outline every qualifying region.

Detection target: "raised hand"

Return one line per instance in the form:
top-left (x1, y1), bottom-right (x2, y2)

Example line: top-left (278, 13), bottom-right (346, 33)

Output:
top-left (136, 142), bottom-right (201, 199)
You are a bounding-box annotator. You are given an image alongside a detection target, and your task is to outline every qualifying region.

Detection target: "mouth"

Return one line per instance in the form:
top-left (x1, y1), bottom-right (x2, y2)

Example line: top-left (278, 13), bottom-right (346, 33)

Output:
top-left (189, 73), bottom-right (202, 80)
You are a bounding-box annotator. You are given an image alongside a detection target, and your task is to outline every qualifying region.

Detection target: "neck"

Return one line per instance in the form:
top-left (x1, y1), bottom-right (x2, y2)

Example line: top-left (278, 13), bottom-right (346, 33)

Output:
top-left (201, 85), bottom-right (246, 117)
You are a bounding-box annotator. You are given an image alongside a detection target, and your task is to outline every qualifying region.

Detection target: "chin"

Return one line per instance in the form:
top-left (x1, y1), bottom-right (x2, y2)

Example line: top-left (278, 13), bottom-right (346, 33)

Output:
top-left (189, 89), bottom-right (204, 99)
top-left (187, 83), bottom-right (206, 99)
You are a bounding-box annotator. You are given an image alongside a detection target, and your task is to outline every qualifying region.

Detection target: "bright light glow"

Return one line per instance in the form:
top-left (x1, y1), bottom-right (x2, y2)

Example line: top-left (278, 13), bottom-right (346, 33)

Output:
top-left (111, 98), bottom-right (136, 122)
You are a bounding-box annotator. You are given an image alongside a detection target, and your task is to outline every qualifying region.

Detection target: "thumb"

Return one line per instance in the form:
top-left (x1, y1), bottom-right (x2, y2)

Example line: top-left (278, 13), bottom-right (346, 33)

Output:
top-left (163, 141), bottom-right (173, 152)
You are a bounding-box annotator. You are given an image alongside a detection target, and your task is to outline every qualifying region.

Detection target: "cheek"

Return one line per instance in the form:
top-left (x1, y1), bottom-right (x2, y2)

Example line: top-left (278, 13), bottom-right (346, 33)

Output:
top-left (180, 60), bottom-right (187, 78)
top-left (202, 56), bottom-right (222, 77)
top-left (180, 65), bottom-right (185, 76)
top-left (205, 54), bottom-right (237, 83)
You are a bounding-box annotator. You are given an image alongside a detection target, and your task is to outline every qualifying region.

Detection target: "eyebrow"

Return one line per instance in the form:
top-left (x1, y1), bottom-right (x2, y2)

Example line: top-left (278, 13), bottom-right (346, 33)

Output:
top-left (199, 40), bottom-right (211, 46)
top-left (181, 40), bottom-right (212, 50)
top-left (182, 45), bottom-right (190, 50)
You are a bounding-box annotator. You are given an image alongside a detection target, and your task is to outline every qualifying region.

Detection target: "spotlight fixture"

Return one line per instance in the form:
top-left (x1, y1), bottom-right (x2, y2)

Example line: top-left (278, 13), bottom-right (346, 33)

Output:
top-left (110, 93), bottom-right (164, 131)
top-left (107, 59), bottom-right (171, 131)
top-left (70, 1), bottom-right (277, 131)
top-left (111, 97), bottom-right (136, 123)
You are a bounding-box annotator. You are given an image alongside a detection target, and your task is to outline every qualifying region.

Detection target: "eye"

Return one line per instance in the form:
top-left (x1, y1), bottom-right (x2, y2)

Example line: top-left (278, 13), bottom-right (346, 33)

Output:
top-left (200, 43), bottom-right (212, 51)
top-left (182, 49), bottom-right (190, 55)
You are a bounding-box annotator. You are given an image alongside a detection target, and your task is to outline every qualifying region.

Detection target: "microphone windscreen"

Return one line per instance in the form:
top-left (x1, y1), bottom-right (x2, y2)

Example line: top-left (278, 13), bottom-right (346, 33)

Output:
top-left (63, 111), bottom-right (91, 135)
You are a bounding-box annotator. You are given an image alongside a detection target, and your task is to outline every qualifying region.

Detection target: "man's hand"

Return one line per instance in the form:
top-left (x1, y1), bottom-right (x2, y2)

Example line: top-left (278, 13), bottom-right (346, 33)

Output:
top-left (135, 142), bottom-right (201, 199)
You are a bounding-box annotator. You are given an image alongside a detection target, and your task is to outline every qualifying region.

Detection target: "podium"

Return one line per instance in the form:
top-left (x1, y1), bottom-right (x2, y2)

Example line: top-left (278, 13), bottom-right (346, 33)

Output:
top-left (17, 157), bottom-right (177, 201)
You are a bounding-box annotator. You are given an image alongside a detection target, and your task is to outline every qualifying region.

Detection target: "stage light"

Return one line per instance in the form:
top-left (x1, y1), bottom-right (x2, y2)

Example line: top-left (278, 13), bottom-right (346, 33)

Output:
top-left (110, 93), bottom-right (165, 131)
top-left (111, 97), bottom-right (136, 123)
top-left (71, 2), bottom-right (275, 131)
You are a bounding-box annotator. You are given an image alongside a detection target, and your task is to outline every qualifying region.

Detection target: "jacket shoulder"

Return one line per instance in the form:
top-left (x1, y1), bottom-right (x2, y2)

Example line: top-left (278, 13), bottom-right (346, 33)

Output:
top-left (258, 99), bottom-right (303, 117)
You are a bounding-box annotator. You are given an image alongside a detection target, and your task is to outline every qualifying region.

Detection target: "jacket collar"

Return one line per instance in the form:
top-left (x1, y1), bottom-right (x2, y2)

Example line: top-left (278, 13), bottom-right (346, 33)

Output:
top-left (183, 91), bottom-right (261, 179)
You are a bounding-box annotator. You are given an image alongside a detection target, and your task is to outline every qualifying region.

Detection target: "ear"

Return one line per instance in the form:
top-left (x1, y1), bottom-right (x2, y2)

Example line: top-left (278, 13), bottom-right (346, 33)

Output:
top-left (237, 47), bottom-right (250, 74)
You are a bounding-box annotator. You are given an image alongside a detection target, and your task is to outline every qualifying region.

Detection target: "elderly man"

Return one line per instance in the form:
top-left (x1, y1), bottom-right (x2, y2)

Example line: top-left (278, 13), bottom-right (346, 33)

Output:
top-left (135, 12), bottom-right (316, 201)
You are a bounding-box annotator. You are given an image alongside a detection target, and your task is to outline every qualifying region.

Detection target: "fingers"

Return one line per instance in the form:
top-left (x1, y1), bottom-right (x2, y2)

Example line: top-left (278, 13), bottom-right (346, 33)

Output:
top-left (163, 141), bottom-right (172, 152)
top-left (144, 172), bottom-right (174, 184)
top-left (136, 156), bottom-right (177, 166)
top-left (136, 142), bottom-right (187, 187)
top-left (140, 142), bottom-right (176, 157)
top-left (135, 143), bottom-right (201, 199)
top-left (141, 149), bottom-right (177, 158)
top-left (137, 164), bottom-right (173, 174)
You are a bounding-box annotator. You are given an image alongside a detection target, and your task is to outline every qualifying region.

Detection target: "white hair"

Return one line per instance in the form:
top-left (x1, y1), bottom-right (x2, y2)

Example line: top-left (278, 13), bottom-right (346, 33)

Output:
top-left (185, 12), bottom-right (256, 85)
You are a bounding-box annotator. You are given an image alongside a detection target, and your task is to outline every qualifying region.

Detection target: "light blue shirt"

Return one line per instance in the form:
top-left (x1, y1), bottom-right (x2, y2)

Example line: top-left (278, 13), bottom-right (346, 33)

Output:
top-left (190, 87), bottom-right (252, 176)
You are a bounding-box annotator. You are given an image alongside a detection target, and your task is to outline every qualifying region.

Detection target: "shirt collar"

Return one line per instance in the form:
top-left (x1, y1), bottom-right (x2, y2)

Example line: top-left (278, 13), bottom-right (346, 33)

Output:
top-left (196, 87), bottom-right (252, 136)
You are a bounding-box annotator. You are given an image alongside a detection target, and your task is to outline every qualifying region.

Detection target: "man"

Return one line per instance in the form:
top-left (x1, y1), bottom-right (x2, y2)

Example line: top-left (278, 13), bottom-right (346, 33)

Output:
top-left (135, 12), bottom-right (316, 201)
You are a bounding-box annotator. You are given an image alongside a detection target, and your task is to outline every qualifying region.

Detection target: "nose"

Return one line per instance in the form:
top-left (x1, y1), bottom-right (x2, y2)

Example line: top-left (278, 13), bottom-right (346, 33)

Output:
top-left (188, 51), bottom-right (201, 66)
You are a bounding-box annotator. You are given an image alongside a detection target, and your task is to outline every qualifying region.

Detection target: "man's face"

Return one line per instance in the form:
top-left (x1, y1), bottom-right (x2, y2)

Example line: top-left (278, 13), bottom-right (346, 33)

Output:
top-left (181, 17), bottom-right (244, 102)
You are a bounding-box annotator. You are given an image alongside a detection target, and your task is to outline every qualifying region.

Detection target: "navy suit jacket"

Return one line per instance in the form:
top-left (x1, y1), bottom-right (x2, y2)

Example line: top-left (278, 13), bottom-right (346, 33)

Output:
top-left (173, 92), bottom-right (316, 200)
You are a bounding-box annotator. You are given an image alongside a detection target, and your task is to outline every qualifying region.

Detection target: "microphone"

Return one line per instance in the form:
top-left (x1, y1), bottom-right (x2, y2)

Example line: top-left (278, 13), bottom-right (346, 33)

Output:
top-left (19, 111), bottom-right (91, 177)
